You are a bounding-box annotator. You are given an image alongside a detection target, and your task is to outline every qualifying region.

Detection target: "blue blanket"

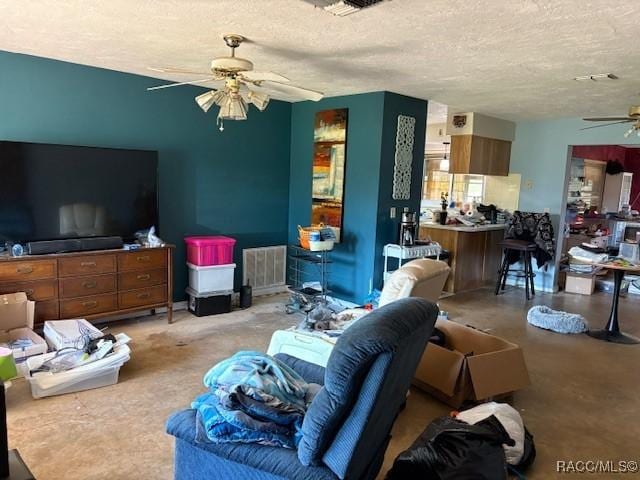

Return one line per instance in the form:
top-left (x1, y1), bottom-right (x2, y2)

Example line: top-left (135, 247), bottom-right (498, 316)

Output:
top-left (193, 351), bottom-right (310, 448)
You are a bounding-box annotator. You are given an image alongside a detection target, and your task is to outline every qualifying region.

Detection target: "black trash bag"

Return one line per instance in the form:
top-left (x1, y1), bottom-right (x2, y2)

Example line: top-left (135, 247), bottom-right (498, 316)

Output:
top-left (386, 415), bottom-right (515, 480)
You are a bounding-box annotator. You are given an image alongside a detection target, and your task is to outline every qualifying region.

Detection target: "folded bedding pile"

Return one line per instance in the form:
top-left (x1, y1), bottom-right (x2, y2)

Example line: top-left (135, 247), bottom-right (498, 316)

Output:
top-left (192, 351), bottom-right (314, 448)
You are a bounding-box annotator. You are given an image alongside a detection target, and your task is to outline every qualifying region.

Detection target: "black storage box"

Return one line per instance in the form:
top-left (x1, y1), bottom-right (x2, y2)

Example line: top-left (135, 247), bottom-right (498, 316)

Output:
top-left (187, 291), bottom-right (232, 316)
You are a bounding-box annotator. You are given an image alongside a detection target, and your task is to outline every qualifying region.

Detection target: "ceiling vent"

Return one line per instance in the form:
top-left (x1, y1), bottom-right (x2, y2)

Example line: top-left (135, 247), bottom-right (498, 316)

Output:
top-left (303, 0), bottom-right (385, 16)
top-left (574, 73), bottom-right (618, 81)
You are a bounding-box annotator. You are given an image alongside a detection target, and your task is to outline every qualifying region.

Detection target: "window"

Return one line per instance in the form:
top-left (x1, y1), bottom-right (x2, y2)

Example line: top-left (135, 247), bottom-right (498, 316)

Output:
top-left (452, 174), bottom-right (485, 204)
top-left (422, 154), bottom-right (486, 207)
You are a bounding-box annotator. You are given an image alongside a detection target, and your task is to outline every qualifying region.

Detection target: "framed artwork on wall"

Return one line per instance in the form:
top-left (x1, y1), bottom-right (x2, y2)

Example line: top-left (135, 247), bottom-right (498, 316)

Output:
top-left (312, 108), bottom-right (348, 241)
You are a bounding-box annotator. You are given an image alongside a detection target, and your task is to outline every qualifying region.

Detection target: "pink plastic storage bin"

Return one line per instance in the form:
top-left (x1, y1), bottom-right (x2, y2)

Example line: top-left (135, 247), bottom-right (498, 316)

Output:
top-left (184, 236), bottom-right (236, 266)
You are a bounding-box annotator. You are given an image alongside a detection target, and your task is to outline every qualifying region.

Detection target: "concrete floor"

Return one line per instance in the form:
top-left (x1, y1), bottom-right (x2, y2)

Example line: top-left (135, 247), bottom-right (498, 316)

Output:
top-left (7, 288), bottom-right (640, 479)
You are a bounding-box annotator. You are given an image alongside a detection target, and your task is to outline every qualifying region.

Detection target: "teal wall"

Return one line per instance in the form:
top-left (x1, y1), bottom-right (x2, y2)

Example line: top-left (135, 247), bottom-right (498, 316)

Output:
top-left (288, 92), bottom-right (427, 304)
top-left (511, 118), bottom-right (640, 289)
top-left (374, 93), bottom-right (428, 285)
top-left (289, 92), bottom-right (386, 303)
top-left (0, 51), bottom-right (292, 300)
top-left (1, 51), bottom-right (429, 306)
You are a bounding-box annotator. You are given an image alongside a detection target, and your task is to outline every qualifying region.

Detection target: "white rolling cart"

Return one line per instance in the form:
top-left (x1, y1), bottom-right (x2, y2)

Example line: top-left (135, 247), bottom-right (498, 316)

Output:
top-left (383, 243), bottom-right (442, 283)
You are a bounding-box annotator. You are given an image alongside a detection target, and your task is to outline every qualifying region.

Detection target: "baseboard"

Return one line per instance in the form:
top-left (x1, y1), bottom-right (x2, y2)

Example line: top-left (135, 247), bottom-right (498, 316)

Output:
top-left (504, 278), bottom-right (557, 293)
top-left (89, 301), bottom-right (188, 325)
top-left (169, 301), bottom-right (188, 311)
top-left (253, 285), bottom-right (289, 296)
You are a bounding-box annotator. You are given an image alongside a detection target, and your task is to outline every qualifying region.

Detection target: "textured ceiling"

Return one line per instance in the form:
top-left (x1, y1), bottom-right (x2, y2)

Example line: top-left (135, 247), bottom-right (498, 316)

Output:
top-left (1, 0), bottom-right (639, 120)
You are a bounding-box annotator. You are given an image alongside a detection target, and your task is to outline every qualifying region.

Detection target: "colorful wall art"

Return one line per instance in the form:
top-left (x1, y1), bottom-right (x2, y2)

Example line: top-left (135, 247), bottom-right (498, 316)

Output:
top-left (312, 108), bottom-right (348, 240)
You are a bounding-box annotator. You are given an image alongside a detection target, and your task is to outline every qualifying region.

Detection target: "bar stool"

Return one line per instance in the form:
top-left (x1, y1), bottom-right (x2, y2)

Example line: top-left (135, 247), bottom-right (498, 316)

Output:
top-left (495, 239), bottom-right (537, 300)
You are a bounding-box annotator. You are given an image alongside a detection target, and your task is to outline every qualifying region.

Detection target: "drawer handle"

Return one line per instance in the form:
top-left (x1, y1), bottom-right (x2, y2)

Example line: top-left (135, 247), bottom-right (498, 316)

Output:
top-left (136, 274), bottom-right (151, 281)
top-left (80, 261), bottom-right (97, 267)
top-left (16, 266), bottom-right (33, 274)
top-left (136, 255), bottom-right (150, 262)
top-left (25, 288), bottom-right (34, 296)
top-left (82, 300), bottom-right (98, 308)
top-left (136, 292), bottom-right (150, 299)
top-left (83, 281), bottom-right (97, 289)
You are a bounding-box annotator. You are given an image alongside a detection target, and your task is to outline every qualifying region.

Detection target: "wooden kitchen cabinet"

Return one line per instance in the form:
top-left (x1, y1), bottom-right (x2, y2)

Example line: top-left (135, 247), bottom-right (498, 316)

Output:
top-left (450, 134), bottom-right (511, 176)
top-left (421, 226), bottom-right (506, 293)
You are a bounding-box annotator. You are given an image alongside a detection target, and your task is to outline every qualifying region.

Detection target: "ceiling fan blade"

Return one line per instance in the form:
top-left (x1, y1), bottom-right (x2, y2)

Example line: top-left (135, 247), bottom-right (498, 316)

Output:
top-left (239, 71), bottom-right (290, 83)
top-left (580, 120), bottom-right (635, 130)
top-left (147, 66), bottom-right (212, 76)
top-left (582, 117), bottom-right (633, 122)
top-left (255, 80), bottom-right (324, 102)
top-left (147, 78), bottom-right (219, 91)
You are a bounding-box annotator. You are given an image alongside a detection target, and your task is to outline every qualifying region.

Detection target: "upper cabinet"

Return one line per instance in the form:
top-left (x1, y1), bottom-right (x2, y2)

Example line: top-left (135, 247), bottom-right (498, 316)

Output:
top-left (445, 112), bottom-right (515, 176)
top-left (450, 134), bottom-right (511, 176)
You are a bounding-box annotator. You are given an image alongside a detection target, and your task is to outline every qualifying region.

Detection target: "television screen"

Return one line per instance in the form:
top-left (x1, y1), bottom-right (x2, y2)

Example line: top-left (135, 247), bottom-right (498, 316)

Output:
top-left (0, 141), bottom-right (158, 244)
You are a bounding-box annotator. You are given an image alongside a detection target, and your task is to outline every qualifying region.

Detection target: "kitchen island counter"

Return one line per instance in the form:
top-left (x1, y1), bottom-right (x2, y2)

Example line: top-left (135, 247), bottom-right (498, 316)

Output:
top-left (420, 223), bottom-right (506, 293)
top-left (421, 222), bottom-right (507, 233)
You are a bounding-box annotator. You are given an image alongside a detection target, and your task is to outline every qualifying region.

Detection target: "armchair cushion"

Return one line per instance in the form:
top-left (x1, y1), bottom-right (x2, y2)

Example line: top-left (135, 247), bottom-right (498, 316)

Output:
top-left (167, 409), bottom-right (337, 480)
top-left (379, 258), bottom-right (450, 307)
top-left (297, 298), bottom-right (437, 467)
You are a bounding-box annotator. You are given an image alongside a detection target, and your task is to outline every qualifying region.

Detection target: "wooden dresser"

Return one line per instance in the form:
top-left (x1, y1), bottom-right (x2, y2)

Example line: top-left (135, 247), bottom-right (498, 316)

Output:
top-left (0, 245), bottom-right (174, 325)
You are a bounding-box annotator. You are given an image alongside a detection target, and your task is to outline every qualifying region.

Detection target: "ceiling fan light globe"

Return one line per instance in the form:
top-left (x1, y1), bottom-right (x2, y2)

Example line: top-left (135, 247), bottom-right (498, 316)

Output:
top-left (195, 90), bottom-right (216, 112)
top-left (248, 91), bottom-right (270, 111)
top-left (195, 90), bottom-right (227, 113)
top-left (218, 95), bottom-right (248, 121)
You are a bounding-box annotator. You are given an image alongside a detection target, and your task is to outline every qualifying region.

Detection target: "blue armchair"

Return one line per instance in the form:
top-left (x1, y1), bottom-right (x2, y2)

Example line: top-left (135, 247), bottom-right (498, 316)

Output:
top-left (166, 297), bottom-right (438, 480)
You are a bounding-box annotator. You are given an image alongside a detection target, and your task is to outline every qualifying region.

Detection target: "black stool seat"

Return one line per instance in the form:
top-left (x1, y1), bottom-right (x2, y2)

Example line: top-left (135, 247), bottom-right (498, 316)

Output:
top-left (498, 239), bottom-right (537, 251)
top-left (495, 239), bottom-right (536, 300)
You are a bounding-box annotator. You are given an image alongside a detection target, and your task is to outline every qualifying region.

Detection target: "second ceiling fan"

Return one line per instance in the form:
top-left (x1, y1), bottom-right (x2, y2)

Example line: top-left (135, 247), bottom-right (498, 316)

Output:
top-left (148, 34), bottom-right (324, 131)
top-left (582, 106), bottom-right (640, 138)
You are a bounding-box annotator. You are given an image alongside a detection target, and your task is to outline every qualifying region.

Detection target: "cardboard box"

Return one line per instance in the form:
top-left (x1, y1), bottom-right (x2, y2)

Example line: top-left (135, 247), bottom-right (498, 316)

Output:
top-left (565, 272), bottom-right (595, 295)
top-left (44, 319), bottom-right (102, 351)
top-left (0, 292), bottom-right (48, 360)
top-left (413, 320), bottom-right (530, 408)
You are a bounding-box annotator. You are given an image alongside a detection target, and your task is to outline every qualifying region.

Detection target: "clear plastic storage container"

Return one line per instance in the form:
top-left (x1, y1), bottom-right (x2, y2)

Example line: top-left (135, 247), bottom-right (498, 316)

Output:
top-left (187, 263), bottom-right (236, 294)
top-left (25, 344), bottom-right (130, 399)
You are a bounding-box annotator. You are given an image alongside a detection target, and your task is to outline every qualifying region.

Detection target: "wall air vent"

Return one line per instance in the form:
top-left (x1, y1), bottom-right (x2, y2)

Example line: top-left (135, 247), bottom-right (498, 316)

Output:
top-left (303, 0), bottom-right (385, 16)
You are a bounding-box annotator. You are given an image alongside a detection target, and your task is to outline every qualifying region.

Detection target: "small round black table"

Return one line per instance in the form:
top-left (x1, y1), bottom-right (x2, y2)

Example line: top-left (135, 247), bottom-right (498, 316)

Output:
top-left (586, 263), bottom-right (640, 344)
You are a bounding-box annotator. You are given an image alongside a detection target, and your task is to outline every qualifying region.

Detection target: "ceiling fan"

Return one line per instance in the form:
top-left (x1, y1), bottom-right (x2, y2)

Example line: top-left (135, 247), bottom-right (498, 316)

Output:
top-left (147, 34), bottom-right (324, 131)
top-left (582, 106), bottom-right (640, 138)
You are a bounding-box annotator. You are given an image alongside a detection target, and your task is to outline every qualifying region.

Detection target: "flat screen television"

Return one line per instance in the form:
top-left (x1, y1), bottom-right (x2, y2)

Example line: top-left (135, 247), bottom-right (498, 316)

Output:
top-left (0, 141), bottom-right (158, 244)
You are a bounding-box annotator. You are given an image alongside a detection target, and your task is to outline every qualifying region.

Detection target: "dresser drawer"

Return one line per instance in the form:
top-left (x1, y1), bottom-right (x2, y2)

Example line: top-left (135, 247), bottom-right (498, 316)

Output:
top-left (60, 294), bottom-right (117, 318)
top-left (58, 255), bottom-right (116, 277)
top-left (0, 280), bottom-right (58, 301)
top-left (0, 260), bottom-right (57, 282)
top-left (118, 268), bottom-right (167, 291)
top-left (119, 285), bottom-right (167, 309)
top-left (118, 249), bottom-right (167, 272)
top-left (35, 300), bottom-right (60, 324)
top-left (59, 274), bottom-right (117, 299)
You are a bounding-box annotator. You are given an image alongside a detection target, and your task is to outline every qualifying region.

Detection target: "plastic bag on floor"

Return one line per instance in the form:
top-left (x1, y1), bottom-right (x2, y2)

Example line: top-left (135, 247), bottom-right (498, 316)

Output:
top-left (386, 415), bottom-right (514, 480)
top-left (455, 402), bottom-right (524, 465)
